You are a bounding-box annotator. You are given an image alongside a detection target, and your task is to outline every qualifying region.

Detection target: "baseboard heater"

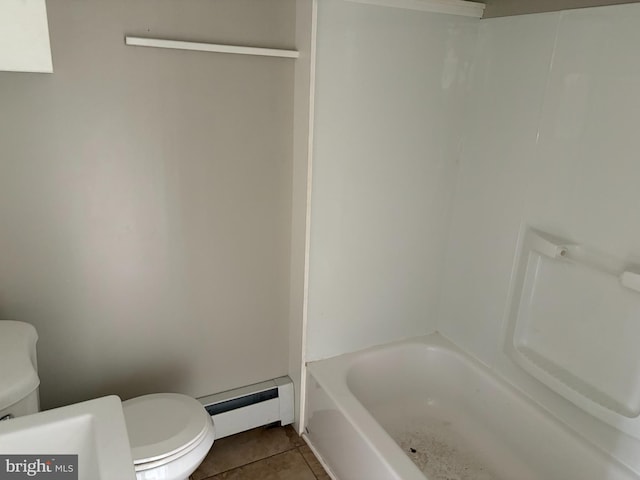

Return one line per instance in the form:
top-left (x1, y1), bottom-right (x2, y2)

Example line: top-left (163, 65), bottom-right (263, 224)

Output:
top-left (198, 376), bottom-right (294, 439)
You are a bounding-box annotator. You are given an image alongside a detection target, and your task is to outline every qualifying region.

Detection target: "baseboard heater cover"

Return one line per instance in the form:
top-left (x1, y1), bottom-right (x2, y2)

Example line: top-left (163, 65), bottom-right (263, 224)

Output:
top-left (198, 376), bottom-right (294, 439)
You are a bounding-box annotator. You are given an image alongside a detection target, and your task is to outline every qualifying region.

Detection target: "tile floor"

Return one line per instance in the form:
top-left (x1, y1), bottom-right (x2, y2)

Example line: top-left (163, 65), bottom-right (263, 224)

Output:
top-left (191, 425), bottom-right (331, 480)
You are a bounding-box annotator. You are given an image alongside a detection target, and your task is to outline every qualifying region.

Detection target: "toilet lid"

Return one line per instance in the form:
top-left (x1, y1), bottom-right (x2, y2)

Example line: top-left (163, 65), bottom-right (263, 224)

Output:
top-left (122, 393), bottom-right (211, 465)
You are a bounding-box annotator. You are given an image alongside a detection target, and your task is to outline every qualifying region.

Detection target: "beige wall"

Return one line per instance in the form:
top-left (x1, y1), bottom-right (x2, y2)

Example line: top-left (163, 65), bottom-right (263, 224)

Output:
top-left (0, 0), bottom-right (295, 409)
top-left (484, 0), bottom-right (640, 17)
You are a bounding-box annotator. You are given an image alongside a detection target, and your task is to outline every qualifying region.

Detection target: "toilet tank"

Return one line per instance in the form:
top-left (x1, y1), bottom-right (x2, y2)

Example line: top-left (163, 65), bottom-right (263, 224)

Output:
top-left (0, 321), bottom-right (40, 420)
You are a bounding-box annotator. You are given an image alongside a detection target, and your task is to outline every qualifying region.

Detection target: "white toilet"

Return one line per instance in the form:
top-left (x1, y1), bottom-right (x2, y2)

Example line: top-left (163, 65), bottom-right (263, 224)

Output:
top-left (123, 393), bottom-right (215, 480)
top-left (0, 321), bottom-right (215, 480)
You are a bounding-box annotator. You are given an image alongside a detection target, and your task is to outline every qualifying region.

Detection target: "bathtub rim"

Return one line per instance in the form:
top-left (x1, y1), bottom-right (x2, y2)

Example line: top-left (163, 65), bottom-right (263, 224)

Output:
top-left (306, 333), bottom-right (480, 480)
top-left (306, 349), bottom-right (426, 480)
top-left (306, 331), bottom-right (640, 479)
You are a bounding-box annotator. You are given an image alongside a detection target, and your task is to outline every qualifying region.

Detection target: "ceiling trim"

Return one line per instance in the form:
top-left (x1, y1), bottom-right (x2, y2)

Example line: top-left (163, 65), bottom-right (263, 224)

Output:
top-left (345, 0), bottom-right (485, 18)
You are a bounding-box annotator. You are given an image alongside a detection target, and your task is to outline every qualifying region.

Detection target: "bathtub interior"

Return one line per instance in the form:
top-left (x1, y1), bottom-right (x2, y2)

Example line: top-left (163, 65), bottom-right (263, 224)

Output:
top-left (345, 345), bottom-right (527, 480)
top-left (306, 335), bottom-right (640, 480)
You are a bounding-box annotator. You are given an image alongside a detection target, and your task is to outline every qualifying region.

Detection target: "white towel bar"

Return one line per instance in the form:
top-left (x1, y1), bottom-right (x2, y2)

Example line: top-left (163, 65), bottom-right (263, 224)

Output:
top-left (125, 36), bottom-right (299, 59)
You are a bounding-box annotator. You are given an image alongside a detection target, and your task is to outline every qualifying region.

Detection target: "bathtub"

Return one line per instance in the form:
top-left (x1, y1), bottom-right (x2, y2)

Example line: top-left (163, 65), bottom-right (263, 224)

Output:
top-left (304, 333), bottom-right (638, 480)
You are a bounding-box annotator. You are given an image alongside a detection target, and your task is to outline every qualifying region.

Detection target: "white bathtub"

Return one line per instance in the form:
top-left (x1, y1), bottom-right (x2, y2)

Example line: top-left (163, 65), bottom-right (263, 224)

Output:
top-left (305, 333), bottom-right (638, 480)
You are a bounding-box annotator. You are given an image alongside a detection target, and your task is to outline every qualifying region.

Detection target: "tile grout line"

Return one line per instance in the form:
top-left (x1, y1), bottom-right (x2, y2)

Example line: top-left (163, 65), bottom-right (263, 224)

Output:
top-left (198, 443), bottom-right (304, 479)
top-left (297, 446), bottom-right (323, 480)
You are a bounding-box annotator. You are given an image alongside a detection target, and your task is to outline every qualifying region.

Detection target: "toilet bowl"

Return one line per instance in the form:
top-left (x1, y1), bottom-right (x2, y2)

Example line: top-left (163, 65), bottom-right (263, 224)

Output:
top-left (0, 321), bottom-right (215, 480)
top-left (123, 393), bottom-right (215, 480)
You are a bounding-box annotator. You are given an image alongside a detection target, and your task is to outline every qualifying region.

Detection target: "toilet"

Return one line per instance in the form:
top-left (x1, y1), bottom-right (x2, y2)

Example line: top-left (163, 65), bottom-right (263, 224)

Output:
top-left (0, 321), bottom-right (215, 480)
top-left (123, 393), bottom-right (215, 480)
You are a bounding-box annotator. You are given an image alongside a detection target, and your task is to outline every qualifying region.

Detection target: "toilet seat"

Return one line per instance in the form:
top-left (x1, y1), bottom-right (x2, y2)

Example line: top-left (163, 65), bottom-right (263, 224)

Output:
top-left (122, 393), bottom-right (213, 466)
top-left (132, 421), bottom-right (211, 472)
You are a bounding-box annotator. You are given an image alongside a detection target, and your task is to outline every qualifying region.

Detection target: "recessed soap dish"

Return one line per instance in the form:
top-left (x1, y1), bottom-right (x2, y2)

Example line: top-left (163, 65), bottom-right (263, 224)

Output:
top-left (506, 228), bottom-right (640, 427)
